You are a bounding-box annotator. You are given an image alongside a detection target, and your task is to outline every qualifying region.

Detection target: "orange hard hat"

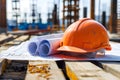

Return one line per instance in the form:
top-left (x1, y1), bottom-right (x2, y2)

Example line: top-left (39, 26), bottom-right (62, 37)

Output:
top-left (57, 18), bottom-right (111, 53)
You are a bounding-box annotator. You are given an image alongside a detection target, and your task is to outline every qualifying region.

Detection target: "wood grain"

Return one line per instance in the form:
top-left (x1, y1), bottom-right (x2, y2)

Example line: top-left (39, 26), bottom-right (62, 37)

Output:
top-left (66, 62), bottom-right (120, 80)
top-left (25, 60), bottom-right (66, 80)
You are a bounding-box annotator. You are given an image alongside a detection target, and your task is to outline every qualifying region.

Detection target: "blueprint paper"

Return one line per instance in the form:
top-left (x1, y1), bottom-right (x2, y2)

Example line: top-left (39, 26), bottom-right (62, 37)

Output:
top-left (38, 38), bottom-right (61, 56)
top-left (1, 35), bottom-right (120, 61)
top-left (28, 33), bottom-right (63, 55)
top-left (0, 40), bottom-right (61, 61)
top-left (28, 42), bottom-right (38, 55)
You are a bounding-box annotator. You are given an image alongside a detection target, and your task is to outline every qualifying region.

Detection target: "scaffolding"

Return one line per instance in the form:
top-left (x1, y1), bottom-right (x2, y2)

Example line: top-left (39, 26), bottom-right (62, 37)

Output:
top-left (30, 0), bottom-right (38, 23)
top-left (109, 0), bottom-right (117, 33)
top-left (12, 0), bottom-right (20, 30)
top-left (52, 4), bottom-right (60, 31)
top-left (62, 0), bottom-right (80, 29)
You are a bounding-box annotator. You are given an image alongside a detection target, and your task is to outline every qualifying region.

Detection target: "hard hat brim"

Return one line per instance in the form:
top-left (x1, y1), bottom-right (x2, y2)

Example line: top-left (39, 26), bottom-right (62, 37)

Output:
top-left (57, 46), bottom-right (95, 53)
top-left (57, 46), bottom-right (111, 53)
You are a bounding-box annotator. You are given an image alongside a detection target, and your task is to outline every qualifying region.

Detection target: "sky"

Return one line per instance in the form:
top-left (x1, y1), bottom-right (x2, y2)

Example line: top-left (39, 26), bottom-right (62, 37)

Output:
top-left (80, 0), bottom-right (111, 17)
top-left (7, 0), bottom-right (111, 23)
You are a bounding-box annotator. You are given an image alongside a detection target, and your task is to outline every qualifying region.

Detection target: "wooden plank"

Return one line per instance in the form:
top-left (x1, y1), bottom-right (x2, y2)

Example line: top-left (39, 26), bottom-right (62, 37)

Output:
top-left (0, 59), bottom-right (7, 75)
top-left (0, 33), bottom-right (12, 41)
top-left (65, 62), bottom-right (120, 80)
top-left (102, 62), bottom-right (120, 79)
top-left (0, 36), bottom-right (14, 45)
top-left (25, 60), bottom-right (66, 80)
top-left (13, 35), bottom-right (29, 42)
top-left (0, 35), bottom-right (29, 52)
top-left (28, 60), bottom-right (59, 69)
top-left (0, 34), bottom-right (18, 45)
top-left (0, 35), bottom-right (29, 53)
top-left (0, 60), bottom-right (28, 79)
top-left (0, 46), bottom-right (9, 52)
top-left (3, 35), bottom-right (29, 46)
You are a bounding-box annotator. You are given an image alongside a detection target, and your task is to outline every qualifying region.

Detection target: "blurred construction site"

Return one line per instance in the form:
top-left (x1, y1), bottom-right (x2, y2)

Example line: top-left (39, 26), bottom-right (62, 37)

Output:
top-left (1, 1), bottom-right (120, 80)
top-left (0, 0), bottom-right (119, 35)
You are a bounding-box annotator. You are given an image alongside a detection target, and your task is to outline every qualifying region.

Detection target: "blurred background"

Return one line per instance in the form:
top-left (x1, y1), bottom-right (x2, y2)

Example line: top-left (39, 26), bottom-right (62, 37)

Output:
top-left (0, 0), bottom-right (119, 35)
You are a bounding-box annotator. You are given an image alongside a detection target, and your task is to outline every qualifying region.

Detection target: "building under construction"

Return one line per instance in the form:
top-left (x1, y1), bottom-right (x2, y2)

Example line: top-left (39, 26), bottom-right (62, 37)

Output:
top-left (62, 0), bottom-right (80, 28)
top-left (0, 0), bottom-right (119, 33)
top-left (0, 0), bottom-right (119, 34)
top-left (0, 0), bottom-right (120, 80)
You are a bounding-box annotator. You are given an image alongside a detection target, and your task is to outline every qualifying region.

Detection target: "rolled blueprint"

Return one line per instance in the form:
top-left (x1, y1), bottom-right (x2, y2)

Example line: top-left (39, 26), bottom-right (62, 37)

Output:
top-left (28, 42), bottom-right (38, 55)
top-left (38, 38), bottom-right (61, 56)
top-left (28, 36), bottom-right (46, 55)
top-left (28, 33), bottom-right (63, 55)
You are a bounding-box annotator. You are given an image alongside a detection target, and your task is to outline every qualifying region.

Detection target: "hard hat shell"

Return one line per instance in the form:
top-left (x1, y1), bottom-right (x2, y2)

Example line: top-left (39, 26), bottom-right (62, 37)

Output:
top-left (57, 18), bottom-right (111, 53)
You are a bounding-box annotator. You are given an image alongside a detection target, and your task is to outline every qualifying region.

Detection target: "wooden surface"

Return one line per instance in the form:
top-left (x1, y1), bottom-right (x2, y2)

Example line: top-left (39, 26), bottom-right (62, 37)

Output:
top-left (65, 62), bottom-right (120, 80)
top-left (0, 33), bottom-right (12, 41)
top-left (0, 60), bottom-right (28, 79)
top-left (25, 60), bottom-right (66, 80)
top-left (0, 35), bottom-right (29, 52)
top-left (0, 34), bottom-right (120, 79)
top-left (0, 33), bottom-right (18, 45)
top-left (0, 59), bottom-right (7, 75)
top-left (3, 35), bottom-right (29, 46)
top-left (102, 62), bottom-right (120, 79)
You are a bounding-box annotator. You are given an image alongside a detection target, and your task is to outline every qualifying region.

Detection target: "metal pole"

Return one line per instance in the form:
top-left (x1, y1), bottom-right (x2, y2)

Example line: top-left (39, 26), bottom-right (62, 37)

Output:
top-left (83, 7), bottom-right (87, 18)
top-left (90, 0), bottom-right (95, 19)
top-left (109, 0), bottom-right (117, 33)
top-left (102, 11), bottom-right (107, 29)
